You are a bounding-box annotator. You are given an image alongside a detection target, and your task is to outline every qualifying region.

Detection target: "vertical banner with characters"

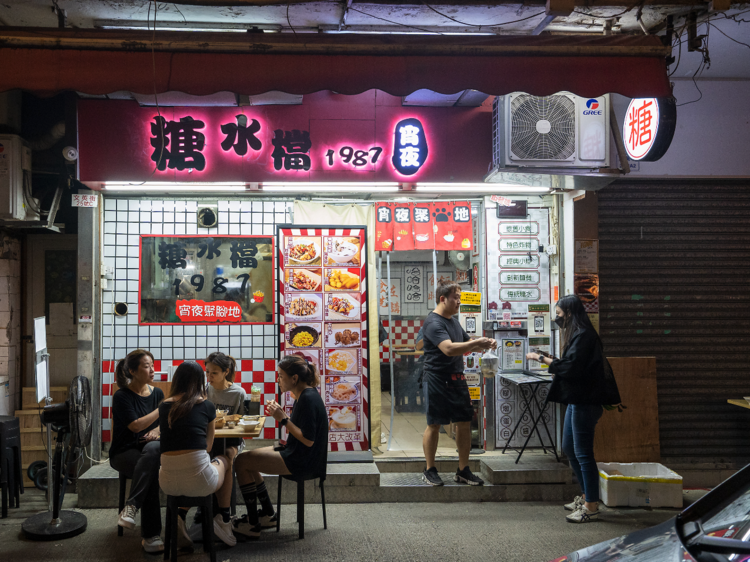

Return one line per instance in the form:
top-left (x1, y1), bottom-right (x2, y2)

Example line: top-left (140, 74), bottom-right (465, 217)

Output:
top-left (277, 225), bottom-right (371, 453)
top-left (375, 201), bottom-right (472, 252)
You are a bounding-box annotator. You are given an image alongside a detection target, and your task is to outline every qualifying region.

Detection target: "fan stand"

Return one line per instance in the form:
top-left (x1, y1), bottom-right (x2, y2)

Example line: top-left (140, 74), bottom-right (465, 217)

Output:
top-left (22, 429), bottom-right (87, 541)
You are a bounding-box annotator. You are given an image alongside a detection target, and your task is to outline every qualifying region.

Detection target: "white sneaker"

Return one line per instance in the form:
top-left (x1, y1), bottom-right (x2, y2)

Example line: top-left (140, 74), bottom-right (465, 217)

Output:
top-left (142, 535), bottom-right (165, 553)
top-left (258, 511), bottom-right (277, 530)
top-left (564, 495), bottom-right (584, 511)
top-left (118, 504), bottom-right (138, 530)
top-left (213, 514), bottom-right (237, 547)
top-left (177, 515), bottom-right (194, 549)
top-left (232, 514), bottom-right (261, 540)
top-left (566, 506), bottom-right (599, 523)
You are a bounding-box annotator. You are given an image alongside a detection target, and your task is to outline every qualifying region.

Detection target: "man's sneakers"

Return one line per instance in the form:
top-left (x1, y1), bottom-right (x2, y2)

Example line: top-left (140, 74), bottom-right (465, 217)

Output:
top-left (231, 514), bottom-right (262, 540)
top-left (118, 504), bottom-right (138, 529)
top-left (566, 505), bottom-right (599, 523)
top-left (141, 535), bottom-right (164, 553)
top-left (454, 466), bottom-right (484, 486)
top-left (564, 495), bottom-right (585, 511)
top-left (422, 467), bottom-right (444, 486)
top-left (258, 510), bottom-right (278, 529)
top-left (212, 514), bottom-right (237, 547)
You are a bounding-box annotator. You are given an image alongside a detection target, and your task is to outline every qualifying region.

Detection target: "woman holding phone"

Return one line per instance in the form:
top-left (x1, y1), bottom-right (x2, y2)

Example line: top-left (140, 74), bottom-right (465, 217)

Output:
top-left (110, 349), bottom-right (164, 553)
top-left (158, 361), bottom-right (236, 548)
top-left (526, 295), bottom-right (620, 524)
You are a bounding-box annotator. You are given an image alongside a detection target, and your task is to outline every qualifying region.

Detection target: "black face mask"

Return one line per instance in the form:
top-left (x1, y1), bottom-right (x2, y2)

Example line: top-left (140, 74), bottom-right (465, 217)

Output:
top-left (554, 316), bottom-right (565, 328)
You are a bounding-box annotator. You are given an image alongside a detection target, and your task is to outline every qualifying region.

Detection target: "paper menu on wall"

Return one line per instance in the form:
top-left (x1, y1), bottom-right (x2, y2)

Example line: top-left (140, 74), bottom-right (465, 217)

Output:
top-left (501, 339), bottom-right (525, 371)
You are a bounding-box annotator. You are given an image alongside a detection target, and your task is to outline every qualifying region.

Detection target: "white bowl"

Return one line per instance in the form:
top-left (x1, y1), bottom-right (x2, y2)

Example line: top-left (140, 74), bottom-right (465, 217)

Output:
top-left (329, 241), bottom-right (358, 263)
top-left (290, 239), bottom-right (319, 264)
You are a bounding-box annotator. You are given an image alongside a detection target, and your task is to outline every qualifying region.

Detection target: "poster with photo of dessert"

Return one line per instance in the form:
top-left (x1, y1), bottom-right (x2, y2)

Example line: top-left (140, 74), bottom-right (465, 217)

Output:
top-left (324, 322), bottom-right (361, 348)
top-left (284, 236), bottom-right (322, 267)
top-left (324, 292), bottom-right (360, 321)
top-left (327, 405), bottom-right (360, 432)
top-left (278, 226), bottom-right (369, 453)
top-left (324, 376), bottom-right (360, 404)
top-left (324, 236), bottom-right (361, 267)
top-left (284, 322), bottom-right (322, 349)
top-left (285, 268), bottom-right (322, 292)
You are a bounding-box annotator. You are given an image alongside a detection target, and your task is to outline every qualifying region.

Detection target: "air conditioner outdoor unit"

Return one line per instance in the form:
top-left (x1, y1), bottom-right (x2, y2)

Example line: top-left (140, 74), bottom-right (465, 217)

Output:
top-left (0, 134), bottom-right (32, 220)
top-left (492, 92), bottom-right (610, 170)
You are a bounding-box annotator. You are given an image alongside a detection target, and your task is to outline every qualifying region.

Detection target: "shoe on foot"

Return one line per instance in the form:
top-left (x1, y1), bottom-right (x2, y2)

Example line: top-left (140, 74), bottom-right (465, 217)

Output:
top-left (142, 535), bottom-right (164, 553)
top-left (564, 495), bottom-right (585, 511)
top-left (422, 467), bottom-right (444, 486)
top-left (232, 514), bottom-right (261, 540)
top-left (118, 504), bottom-right (138, 530)
top-left (454, 466), bottom-right (484, 486)
top-left (213, 514), bottom-right (237, 547)
top-left (258, 510), bottom-right (278, 529)
top-left (566, 506), bottom-right (599, 523)
top-left (177, 515), bottom-right (194, 549)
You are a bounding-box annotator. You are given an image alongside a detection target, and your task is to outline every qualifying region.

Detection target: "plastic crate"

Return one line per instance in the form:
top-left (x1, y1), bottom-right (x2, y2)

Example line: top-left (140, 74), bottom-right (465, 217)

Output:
top-left (598, 462), bottom-right (683, 508)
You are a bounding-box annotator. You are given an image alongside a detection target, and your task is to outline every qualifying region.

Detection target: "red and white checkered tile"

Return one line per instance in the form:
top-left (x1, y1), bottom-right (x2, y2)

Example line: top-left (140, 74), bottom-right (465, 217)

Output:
top-left (583, 299), bottom-right (599, 313)
top-left (101, 359), bottom-right (279, 442)
top-left (379, 320), bottom-right (423, 362)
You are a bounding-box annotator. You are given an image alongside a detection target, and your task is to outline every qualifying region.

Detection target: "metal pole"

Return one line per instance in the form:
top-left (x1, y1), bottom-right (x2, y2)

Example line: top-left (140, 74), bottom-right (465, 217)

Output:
top-left (386, 252), bottom-right (396, 451)
top-left (432, 250), bottom-right (438, 296)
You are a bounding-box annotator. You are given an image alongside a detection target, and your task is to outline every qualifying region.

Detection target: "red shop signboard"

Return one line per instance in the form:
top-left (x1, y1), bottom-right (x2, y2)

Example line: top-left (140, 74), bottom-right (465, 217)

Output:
top-left (374, 201), bottom-right (473, 252)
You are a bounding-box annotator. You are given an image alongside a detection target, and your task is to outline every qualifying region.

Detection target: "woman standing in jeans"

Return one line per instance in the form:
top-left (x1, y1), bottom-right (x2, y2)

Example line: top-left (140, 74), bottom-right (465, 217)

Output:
top-left (526, 295), bottom-right (620, 523)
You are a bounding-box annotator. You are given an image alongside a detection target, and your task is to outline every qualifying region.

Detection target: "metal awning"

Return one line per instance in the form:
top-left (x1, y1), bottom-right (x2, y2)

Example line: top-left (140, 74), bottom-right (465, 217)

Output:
top-left (0, 28), bottom-right (672, 98)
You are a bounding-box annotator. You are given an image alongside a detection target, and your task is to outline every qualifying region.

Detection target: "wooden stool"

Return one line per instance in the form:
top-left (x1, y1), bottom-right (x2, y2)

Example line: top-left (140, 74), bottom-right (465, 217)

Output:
top-left (164, 495), bottom-right (215, 562)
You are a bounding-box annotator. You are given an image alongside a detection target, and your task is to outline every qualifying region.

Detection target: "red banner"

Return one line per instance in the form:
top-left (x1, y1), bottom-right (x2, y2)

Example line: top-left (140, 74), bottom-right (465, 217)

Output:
top-left (376, 200), bottom-right (472, 252)
top-left (175, 299), bottom-right (244, 323)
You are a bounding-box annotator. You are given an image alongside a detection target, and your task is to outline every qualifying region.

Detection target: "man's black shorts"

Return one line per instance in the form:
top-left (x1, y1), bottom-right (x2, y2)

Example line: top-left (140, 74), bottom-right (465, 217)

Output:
top-left (424, 372), bottom-right (474, 426)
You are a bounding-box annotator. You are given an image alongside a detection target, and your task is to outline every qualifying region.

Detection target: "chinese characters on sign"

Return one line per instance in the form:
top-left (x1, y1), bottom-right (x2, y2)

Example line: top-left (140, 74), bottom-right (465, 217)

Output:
top-left (71, 194), bottom-right (98, 208)
top-left (379, 279), bottom-right (401, 316)
top-left (375, 201), bottom-right (473, 252)
top-left (391, 118), bottom-right (428, 176)
top-left (139, 236), bottom-right (274, 325)
top-left (624, 98), bottom-right (658, 161)
top-left (403, 266), bottom-right (424, 303)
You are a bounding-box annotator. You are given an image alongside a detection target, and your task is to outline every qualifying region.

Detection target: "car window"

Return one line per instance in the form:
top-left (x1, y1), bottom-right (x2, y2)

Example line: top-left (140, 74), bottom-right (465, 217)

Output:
top-left (703, 487), bottom-right (750, 536)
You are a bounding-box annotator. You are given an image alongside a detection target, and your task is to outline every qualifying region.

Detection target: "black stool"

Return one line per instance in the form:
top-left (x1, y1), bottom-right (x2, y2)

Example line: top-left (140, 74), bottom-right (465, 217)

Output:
top-left (117, 473), bottom-right (130, 536)
top-left (276, 474), bottom-right (327, 539)
top-left (164, 495), bottom-right (215, 562)
top-left (0, 415), bottom-right (23, 518)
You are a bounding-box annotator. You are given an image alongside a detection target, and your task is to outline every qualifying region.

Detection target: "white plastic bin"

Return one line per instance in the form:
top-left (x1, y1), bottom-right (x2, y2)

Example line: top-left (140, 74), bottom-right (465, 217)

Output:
top-left (598, 462), bottom-right (683, 508)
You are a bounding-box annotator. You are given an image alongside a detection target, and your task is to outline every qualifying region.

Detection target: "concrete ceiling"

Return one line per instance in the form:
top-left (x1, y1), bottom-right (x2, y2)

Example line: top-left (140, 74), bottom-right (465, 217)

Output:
top-left (0, 0), bottom-right (748, 81)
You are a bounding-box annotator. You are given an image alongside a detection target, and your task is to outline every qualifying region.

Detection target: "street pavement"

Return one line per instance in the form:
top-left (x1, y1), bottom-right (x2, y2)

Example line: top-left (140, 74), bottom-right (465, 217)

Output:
top-left (0, 491), bottom-right (695, 562)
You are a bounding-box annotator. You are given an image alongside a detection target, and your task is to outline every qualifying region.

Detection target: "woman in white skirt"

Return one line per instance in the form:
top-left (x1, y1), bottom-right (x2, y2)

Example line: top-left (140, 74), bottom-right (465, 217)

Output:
top-left (158, 361), bottom-right (236, 548)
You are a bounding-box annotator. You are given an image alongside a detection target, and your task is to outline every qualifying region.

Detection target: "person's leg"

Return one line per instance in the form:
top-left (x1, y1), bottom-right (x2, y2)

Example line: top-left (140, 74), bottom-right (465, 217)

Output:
top-left (137, 442), bottom-right (162, 539)
top-left (422, 424), bottom-right (440, 470)
top-left (233, 448), bottom-right (290, 535)
top-left (110, 448), bottom-right (142, 529)
top-left (454, 421), bottom-right (472, 470)
top-left (214, 448), bottom-right (236, 510)
top-left (562, 405), bottom-right (585, 500)
top-left (571, 405), bottom-right (603, 511)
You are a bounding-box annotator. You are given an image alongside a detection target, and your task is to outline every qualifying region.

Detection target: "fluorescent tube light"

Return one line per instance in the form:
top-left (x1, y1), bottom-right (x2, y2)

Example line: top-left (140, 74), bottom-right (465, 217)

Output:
top-left (104, 182), bottom-right (247, 192)
top-left (261, 183), bottom-right (400, 192)
top-left (415, 183), bottom-right (551, 193)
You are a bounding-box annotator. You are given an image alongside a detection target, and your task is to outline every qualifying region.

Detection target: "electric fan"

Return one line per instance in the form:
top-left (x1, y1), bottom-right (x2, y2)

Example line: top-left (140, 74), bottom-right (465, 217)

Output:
top-left (22, 376), bottom-right (93, 540)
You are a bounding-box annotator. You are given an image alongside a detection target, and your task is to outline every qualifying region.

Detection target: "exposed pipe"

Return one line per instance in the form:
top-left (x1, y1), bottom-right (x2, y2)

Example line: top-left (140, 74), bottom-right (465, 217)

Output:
top-left (27, 121), bottom-right (65, 152)
top-left (531, 15), bottom-right (556, 36)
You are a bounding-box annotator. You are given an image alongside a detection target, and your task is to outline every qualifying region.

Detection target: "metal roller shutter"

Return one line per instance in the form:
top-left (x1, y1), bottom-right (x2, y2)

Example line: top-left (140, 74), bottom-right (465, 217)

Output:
top-left (598, 180), bottom-right (750, 462)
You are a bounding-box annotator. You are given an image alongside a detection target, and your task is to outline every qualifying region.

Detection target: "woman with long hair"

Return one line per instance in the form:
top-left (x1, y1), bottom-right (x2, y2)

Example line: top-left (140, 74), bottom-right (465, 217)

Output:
top-left (526, 295), bottom-right (620, 524)
top-left (158, 361), bottom-right (236, 548)
top-left (231, 355), bottom-right (328, 540)
top-left (110, 349), bottom-right (164, 552)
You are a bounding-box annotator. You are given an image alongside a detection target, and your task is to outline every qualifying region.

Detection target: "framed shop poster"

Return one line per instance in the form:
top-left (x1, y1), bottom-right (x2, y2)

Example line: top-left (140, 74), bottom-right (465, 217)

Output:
top-left (277, 225), bottom-right (371, 453)
top-left (138, 235), bottom-right (274, 325)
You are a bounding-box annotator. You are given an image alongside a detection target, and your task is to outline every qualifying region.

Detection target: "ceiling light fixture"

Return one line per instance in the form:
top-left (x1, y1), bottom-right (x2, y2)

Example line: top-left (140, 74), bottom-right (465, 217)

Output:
top-left (415, 183), bottom-right (551, 194)
top-left (260, 182), bottom-right (400, 192)
top-left (94, 20), bottom-right (282, 33)
top-left (103, 182), bottom-right (247, 192)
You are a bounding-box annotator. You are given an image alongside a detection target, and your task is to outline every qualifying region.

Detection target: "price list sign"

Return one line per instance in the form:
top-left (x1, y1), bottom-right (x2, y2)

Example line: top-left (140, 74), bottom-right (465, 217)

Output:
top-left (277, 226), bottom-right (371, 453)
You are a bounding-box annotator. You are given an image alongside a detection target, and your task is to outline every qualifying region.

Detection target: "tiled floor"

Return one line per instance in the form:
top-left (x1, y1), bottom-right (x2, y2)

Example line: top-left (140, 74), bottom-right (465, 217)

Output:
top-left (376, 391), bottom-right (458, 457)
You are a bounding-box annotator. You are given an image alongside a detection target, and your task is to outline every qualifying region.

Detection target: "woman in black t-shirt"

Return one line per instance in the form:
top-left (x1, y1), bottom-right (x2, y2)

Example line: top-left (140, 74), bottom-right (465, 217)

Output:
top-left (110, 349), bottom-right (164, 553)
top-left (158, 361), bottom-right (237, 548)
top-left (231, 356), bottom-right (328, 540)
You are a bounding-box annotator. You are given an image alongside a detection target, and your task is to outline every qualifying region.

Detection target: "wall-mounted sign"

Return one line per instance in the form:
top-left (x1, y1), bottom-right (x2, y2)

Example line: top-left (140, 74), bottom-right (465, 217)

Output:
top-left (499, 222), bottom-right (539, 236)
top-left (375, 201), bottom-right (472, 252)
top-left (379, 278), bottom-right (401, 316)
top-left (139, 235), bottom-right (274, 325)
top-left (391, 118), bottom-right (428, 176)
top-left (499, 255), bottom-right (540, 269)
top-left (403, 265), bottom-right (424, 303)
top-left (500, 238), bottom-right (539, 252)
top-left (575, 239), bottom-right (599, 274)
top-left (500, 271), bottom-right (541, 285)
top-left (623, 97), bottom-right (677, 162)
top-left (461, 291), bottom-right (482, 307)
top-left (72, 194), bottom-right (98, 207)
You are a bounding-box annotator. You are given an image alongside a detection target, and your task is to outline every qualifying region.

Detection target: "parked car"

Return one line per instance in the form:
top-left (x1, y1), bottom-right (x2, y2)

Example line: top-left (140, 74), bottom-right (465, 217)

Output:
top-left (549, 463), bottom-right (750, 562)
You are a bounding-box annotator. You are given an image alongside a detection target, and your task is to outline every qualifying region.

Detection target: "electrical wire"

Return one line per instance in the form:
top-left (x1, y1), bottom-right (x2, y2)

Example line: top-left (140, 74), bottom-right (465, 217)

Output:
top-left (347, 7), bottom-right (447, 34)
top-left (417, 0), bottom-right (546, 28)
top-left (572, 1), bottom-right (645, 20)
top-left (708, 21), bottom-right (750, 50)
top-left (286, 0), bottom-right (297, 35)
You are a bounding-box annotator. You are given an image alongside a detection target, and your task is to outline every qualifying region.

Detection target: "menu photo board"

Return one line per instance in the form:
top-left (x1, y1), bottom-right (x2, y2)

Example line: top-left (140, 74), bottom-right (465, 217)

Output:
top-left (277, 226), bottom-right (370, 452)
top-left (138, 235), bottom-right (274, 325)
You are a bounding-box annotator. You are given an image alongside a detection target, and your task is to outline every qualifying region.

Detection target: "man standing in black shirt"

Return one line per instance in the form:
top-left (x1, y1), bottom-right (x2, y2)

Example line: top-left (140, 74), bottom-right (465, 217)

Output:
top-left (421, 279), bottom-right (496, 486)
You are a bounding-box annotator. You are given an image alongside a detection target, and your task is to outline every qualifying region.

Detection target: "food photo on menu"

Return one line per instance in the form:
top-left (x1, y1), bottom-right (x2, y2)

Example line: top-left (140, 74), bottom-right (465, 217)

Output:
top-left (282, 349), bottom-right (322, 382)
top-left (325, 376), bottom-right (360, 404)
top-left (285, 323), bottom-right (322, 349)
top-left (324, 268), bottom-right (360, 291)
top-left (324, 292), bottom-right (360, 321)
top-left (327, 405), bottom-right (360, 431)
top-left (285, 293), bottom-right (323, 322)
top-left (324, 236), bottom-right (361, 267)
top-left (325, 322), bottom-right (360, 347)
top-left (325, 348), bottom-right (360, 375)
top-left (286, 236), bottom-right (322, 266)
top-left (286, 268), bottom-right (322, 292)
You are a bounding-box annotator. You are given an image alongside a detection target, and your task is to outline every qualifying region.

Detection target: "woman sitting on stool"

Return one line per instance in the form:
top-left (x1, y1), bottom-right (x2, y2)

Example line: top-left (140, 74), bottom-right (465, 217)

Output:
top-left (111, 349), bottom-right (164, 553)
top-left (232, 355), bottom-right (328, 539)
top-left (158, 361), bottom-right (236, 548)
